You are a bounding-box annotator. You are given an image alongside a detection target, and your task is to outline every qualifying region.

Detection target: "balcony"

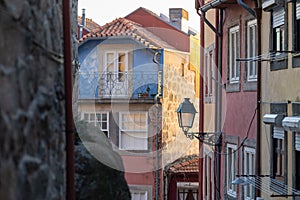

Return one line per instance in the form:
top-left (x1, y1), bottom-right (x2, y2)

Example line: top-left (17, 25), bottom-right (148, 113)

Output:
top-left (78, 71), bottom-right (159, 100)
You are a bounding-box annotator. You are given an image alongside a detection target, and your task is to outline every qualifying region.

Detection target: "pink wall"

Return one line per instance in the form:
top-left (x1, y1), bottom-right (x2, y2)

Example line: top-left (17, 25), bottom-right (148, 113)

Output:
top-left (219, 1), bottom-right (257, 199)
top-left (125, 8), bottom-right (190, 52)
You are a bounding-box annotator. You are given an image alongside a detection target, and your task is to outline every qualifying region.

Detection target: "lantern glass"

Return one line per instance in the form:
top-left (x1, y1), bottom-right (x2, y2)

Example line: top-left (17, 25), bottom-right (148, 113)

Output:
top-left (176, 98), bottom-right (197, 132)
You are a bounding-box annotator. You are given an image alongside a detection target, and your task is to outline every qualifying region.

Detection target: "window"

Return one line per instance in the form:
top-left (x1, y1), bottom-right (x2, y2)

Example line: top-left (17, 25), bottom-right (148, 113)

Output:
top-left (294, 0), bottom-right (300, 70)
top-left (177, 183), bottom-right (198, 200)
top-left (229, 26), bottom-right (240, 83)
top-left (247, 20), bottom-right (258, 81)
top-left (105, 51), bottom-right (128, 82)
top-left (204, 48), bottom-right (215, 102)
top-left (271, 126), bottom-right (286, 183)
top-left (243, 147), bottom-right (255, 200)
top-left (226, 144), bottom-right (238, 197)
top-left (82, 112), bottom-right (109, 137)
top-left (131, 190), bottom-right (147, 200)
top-left (274, 26), bottom-right (285, 53)
top-left (226, 143), bottom-right (238, 197)
top-left (119, 112), bottom-right (148, 150)
top-left (272, 7), bottom-right (285, 54)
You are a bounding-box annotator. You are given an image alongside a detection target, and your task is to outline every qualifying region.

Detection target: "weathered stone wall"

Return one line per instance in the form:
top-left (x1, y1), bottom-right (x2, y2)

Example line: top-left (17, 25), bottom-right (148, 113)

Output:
top-left (161, 50), bottom-right (199, 167)
top-left (0, 0), bottom-right (67, 199)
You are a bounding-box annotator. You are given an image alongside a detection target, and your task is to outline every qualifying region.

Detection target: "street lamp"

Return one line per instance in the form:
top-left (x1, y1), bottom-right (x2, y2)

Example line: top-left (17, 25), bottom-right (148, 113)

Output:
top-left (176, 98), bottom-right (222, 146)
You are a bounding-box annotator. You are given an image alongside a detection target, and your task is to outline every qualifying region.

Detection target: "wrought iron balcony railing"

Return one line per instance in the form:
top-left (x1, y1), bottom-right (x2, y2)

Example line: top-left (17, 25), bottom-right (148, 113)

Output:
top-left (78, 71), bottom-right (159, 99)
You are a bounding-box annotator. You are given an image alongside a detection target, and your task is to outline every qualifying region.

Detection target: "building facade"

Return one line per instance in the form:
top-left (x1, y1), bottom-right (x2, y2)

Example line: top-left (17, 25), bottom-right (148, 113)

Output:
top-left (77, 9), bottom-right (200, 199)
top-left (197, 0), bottom-right (258, 199)
top-left (259, 0), bottom-right (300, 198)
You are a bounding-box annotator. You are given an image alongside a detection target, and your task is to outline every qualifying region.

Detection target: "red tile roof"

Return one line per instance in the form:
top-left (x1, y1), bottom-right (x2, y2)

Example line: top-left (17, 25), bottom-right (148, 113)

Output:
top-left (165, 155), bottom-right (199, 174)
top-left (78, 18), bottom-right (175, 49)
top-left (78, 16), bottom-right (101, 32)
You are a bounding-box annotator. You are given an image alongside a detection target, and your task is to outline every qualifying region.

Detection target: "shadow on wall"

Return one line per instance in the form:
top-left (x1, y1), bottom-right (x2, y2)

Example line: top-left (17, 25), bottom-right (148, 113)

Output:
top-left (75, 120), bottom-right (131, 200)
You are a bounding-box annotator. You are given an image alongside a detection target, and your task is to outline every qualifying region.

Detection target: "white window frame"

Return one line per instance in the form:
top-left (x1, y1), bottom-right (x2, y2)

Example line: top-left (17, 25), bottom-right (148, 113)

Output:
top-left (104, 51), bottom-right (128, 82)
top-left (229, 26), bottom-right (240, 83)
top-left (247, 20), bottom-right (258, 82)
top-left (226, 143), bottom-right (238, 198)
top-left (204, 48), bottom-right (215, 102)
top-left (272, 7), bottom-right (285, 55)
top-left (131, 190), bottom-right (148, 200)
top-left (204, 154), bottom-right (214, 200)
top-left (119, 112), bottom-right (148, 150)
top-left (82, 112), bottom-right (109, 137)
top-left (243, 147), bottom-right (255, 200)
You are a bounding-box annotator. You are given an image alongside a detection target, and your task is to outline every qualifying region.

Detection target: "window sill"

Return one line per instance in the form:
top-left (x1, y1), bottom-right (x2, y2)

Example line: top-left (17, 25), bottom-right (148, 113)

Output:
top-left (226, 191), bottom-right (238, 200)
top-left (116, 148), bottom-right (153, 156)
top-left (292, 54), bottom-right (300, 68)
top-left (270, 58), bottom-right (287, 71)
top-left (204, 96), bottom-right (215, 103)
top-left (243, 80), bottom-right (257, 91)
top-left (225, 82), bottom-right (240, 93)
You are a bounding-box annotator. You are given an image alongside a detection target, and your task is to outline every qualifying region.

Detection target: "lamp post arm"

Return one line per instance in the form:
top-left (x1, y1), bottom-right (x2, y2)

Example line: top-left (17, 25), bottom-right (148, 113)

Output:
top-left (184, 131), bottom-right (222, 146)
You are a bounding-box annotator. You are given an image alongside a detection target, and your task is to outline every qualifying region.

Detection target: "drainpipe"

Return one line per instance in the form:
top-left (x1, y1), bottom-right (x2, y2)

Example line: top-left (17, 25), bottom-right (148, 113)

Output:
top-left (153, 50), bottom-right (162, 200)
top-left (155, 93), bottom-right (160, 200)
top-left (237, 0), bottom-right (257, 17)
top-left (255, 3), bottom-right (262, 198)
top-left (195, 0), bottom-right (204, 198)
top-left (63, 0), bottom-right (75, 199)
top-left (215, 8), bottom-right (223, 200)
top-left (79, 8), bottom-right (85, 39)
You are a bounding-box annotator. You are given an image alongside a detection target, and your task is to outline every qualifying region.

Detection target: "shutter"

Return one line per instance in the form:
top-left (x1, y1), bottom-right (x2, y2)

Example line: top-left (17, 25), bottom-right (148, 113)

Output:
top-left (273, 126), bottom-right (284, 139)
top-left (296, 133), bottom-right (300, 151)
top-left (272, 7), bottom-right (285, 27)
top-left (297, 0), bottom-right (300, 20)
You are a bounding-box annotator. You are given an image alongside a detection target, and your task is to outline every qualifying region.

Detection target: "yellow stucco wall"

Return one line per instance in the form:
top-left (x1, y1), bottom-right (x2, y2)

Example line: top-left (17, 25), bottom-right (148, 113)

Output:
top-left (260, 4), bottom-right (300, 199)
top-left (190, 33), bottom-right (200, 98)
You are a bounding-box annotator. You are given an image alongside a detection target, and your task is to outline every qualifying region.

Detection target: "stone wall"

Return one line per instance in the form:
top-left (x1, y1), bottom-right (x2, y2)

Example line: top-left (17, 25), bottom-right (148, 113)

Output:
top-left (161, 50), bottom-right (199, 167)
top-left (0, 0), bottom-right (67, 199)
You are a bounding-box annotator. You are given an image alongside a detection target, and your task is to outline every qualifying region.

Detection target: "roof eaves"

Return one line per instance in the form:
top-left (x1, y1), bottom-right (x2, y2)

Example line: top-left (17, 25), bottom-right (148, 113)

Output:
top-left (200, 0), bottom-right (230, 12)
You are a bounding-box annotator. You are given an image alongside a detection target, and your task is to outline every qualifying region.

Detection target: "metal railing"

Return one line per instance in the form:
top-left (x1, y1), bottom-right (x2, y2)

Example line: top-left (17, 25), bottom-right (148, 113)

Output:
top-left (78, 71), bottom-right (159, 99)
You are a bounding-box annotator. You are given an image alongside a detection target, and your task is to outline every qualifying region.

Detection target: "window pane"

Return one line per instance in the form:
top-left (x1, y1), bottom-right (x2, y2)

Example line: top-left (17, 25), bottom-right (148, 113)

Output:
top-left (120, 113), bottom-right (147, 150)
top-left (107, 53), bottom-right (115, 72)
top-left (118, 53), bottom-right (126, 82)
top-left (235, 32), bottom-right (239, 79)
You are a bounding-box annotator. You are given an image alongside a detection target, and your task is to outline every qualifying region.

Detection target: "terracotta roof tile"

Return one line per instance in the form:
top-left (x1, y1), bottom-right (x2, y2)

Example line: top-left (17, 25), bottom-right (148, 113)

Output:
top-left (78, 16), bottom-right (101, 32)
top-left (78, 18), bottom-right (175, 50)
top-left (165, 155), bottom-right (199, 174)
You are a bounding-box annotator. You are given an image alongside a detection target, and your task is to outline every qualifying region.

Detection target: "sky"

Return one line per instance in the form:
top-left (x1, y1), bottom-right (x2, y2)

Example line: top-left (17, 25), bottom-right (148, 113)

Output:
top-left (78, 0), bottom-right (200, 31)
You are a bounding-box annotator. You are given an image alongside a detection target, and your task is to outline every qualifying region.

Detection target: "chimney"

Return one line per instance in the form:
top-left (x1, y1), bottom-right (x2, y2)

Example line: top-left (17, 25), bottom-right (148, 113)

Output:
top-left (169, 8), bottom-right (189, 33)
top-left (79, 8), bottom-right (86, 38)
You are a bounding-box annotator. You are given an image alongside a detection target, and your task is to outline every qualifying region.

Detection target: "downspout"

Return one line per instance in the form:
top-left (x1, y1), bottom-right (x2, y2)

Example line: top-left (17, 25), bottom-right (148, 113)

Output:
top-left (196, 2), bottom-right (222, 199)
top-left (153, 50), bottom-right (162, 200)
top-left (155, 93), bottom-right (160, 200)
top-left (195, 0), bottom-right (204, 198)
top-left (237, 0), bottom-right (257, 17)
top-left (215, 8), bottom-right (223, 200)
top-left (255, 3), bottom-right (262, 198)
top-left (197, 9), bottom-right (221, 37)
top-left (63, 0), bottom-right (75, 199)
